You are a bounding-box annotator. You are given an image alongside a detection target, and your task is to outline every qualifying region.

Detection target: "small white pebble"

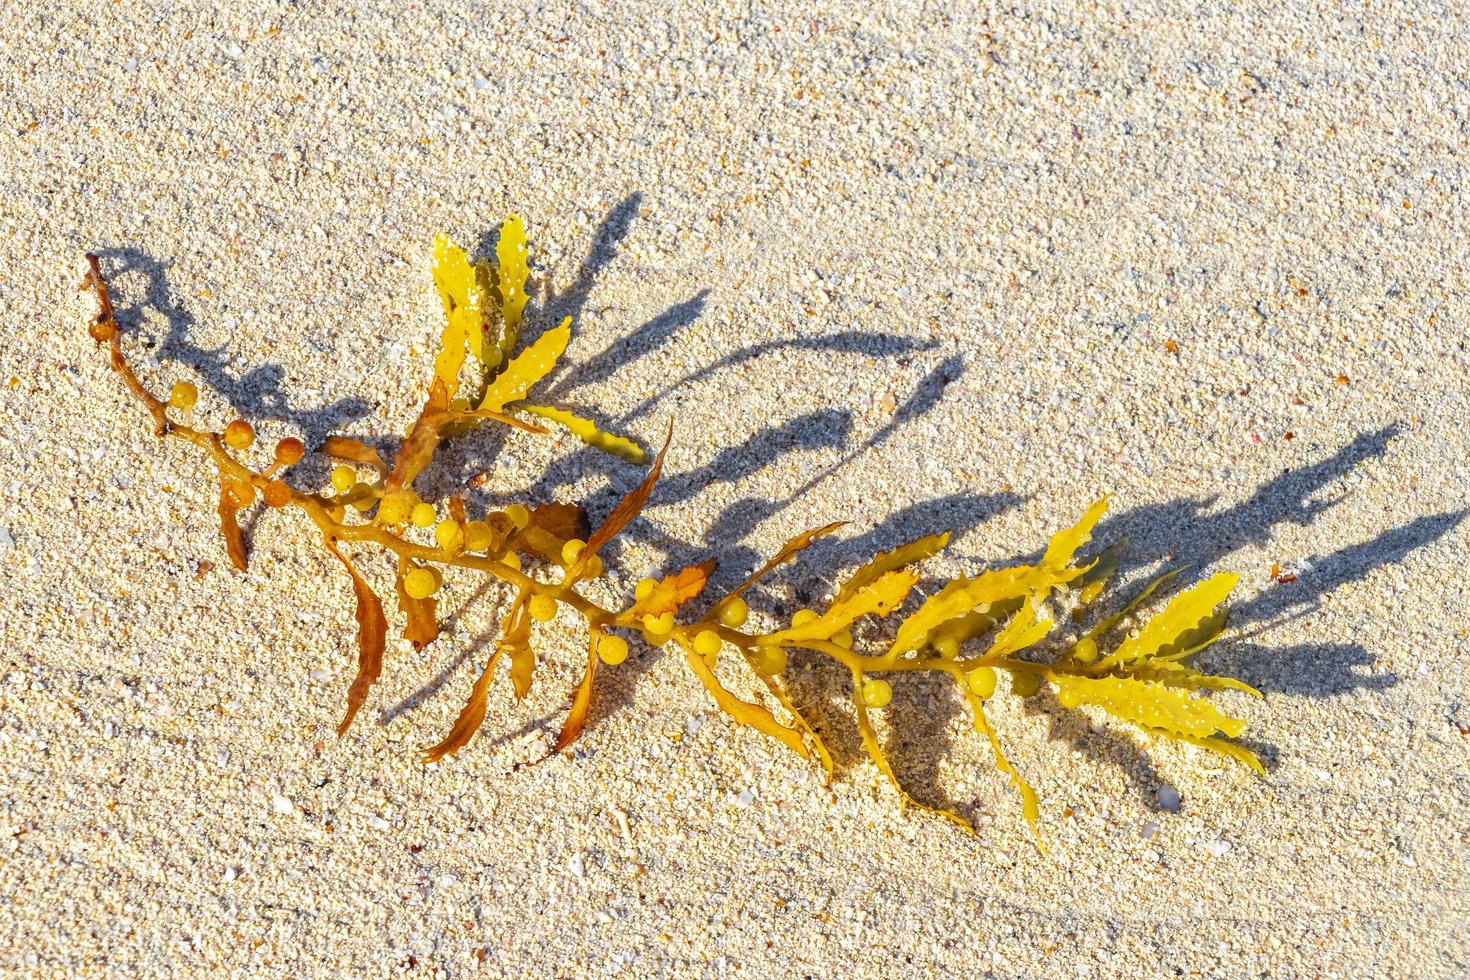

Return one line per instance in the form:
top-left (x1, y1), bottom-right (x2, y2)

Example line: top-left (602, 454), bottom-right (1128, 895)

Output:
top-left (1204, 836), bottom-right (1233, 857)
top-left (369, 815), bottom-right (388, 830)
top-left (735, 788), bottom-right (756, 808)
top-left (568, 852), bottom-right (585, 877)
top-left (222, 866), bottom-right (238, 882)
top-left (1157, 785), bottom-right (1181, 812)
top-left (309, 668), bottom-right (331, 682)
top-left (271, 794), bottom-right (293, 815)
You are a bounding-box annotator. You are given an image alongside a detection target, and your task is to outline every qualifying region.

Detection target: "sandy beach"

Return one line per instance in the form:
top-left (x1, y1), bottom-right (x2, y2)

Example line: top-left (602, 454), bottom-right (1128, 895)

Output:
top-left (2, 1), bottom-right (1467, 975)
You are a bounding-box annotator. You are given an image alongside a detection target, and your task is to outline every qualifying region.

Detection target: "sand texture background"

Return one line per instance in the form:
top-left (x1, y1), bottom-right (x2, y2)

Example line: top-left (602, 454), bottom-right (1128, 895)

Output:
top-left (2, 1), bottom-right (1468, 976)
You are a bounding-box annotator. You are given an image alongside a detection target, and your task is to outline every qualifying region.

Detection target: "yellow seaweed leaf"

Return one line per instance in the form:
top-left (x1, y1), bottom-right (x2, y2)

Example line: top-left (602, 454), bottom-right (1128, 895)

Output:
top-left (431, 235), bottom-right (494, 397)
top-left (495, 215), bottom-right (530, 361)
top-left (765, 569), bottom-right (917, 644)
top-left (1041, 496), bottom-right (1109, 572)
top-left (1073, 537), bottom-right (1127, 612)
top-left (479, 318), bottom-right (570, 412)
top-left (1177, 733), bottom-right (1265, 775)
top-left (709, 521), bottom-right (847, 620)
top-left (1082, 567), bottom-right (1184, 643)
top-left (1100, 572), bottom-right (1238, 667)
top-left (520, 403), bottom-right (647, 463)
top-left (960, 683), bottom-right (1042, 842)
top-left (1048, 673), bottom-right (1247, 740)
top-left (757, 671), bottom-right (835, 780)
top-left (1123, 661), bottom-right (1261, 697)
top-left (835, 532), bottom-right (950, 603)
top-left (624, 559), bottom-right (716, 618)
top-left (849, 670), bottom-right (973, 832)
top-left (888, 565), bottom-right (1043, 657)
top-left (890, 500), bottom-right (1109, 658)
top-left (982, 599), bottom-right (1053, 660)
top-left (684, 648), bottom-right (809, 756)
top-left (927, 596), bottom-right (1025, 655)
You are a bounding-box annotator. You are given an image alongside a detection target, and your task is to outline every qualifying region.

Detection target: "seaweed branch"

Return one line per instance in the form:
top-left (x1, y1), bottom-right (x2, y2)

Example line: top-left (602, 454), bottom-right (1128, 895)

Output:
top-left (82, 221), bottom-right (1263, 845)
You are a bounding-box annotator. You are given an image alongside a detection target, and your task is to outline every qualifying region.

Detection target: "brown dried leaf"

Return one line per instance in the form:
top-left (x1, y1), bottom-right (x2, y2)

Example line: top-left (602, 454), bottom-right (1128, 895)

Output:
top-left (320, 436), bottom-right (386, 470)
top-left (394, 558), bottom-right (439, 651)
top-left (217, 483), bottom-right (248, 572)
top-left (421, 598), bottom-right (528, 763)
top-left (500, 598), bottom-right (535, 700)
top-left (326, 540), bottom-right (387, 736)
top-left (584, 423), bottom-right (671, 559)
top-left (512, 502), bottom-right (591, 560)
top-left (387, 378), bottom-right (451, 491)
top-left (553, 630), bottom-right (602, 753)
top-left (625, 559), bottom-right (716, 618)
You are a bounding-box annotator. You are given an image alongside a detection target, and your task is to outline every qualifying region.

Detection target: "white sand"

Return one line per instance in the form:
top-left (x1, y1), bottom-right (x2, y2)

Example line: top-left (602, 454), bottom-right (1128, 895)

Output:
top-left (3, 1), bottom-right (1468, 975)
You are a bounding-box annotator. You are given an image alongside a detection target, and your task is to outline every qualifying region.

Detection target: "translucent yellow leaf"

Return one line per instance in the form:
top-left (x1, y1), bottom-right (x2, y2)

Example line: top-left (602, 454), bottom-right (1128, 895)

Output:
top-left (765, 569), bottom-right (917, 645)
top-left (1123, 662), bottom-right (1262, 697)
top-left (927, 596), bottom-right (1024, 654)
top-left (1177, 733), bottom-right (1265, 775)
top-left (684, 649), bottom-right (809, 757)
top-left (960, 684), bottom-right (1042, 843)
top-left (1041, 496), bottom-right (1109, 572)
top-left (1100, 572), bottom-right (1239, 667)
top-left (1048, 673), bottom-right (1247, 739)
top-left (890, 501), bottom-right (1109, 658)
top-left (1073, 536), bottom-right (1127, 612)
top-left (850, 670), bottom-right (973, 833)
top-left (495, 215), bottom-right (529, 360)
top-left (478, 318), bottom-right (570, 412)
top-left (888, 565), bottom-right (1046, 657)
top-left (520, 403), bottom-right (648, 463)
top-left (1082, 567), bottom-right (1184, 643)
top-left (835, 532), bottom-right (949, 603)
top-left (431, 235), bottom-right (493, 397)
top-left (983, 599), bottom-right (1053, 660)
top-left (1153, 605), bottom-right (1229, 660)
